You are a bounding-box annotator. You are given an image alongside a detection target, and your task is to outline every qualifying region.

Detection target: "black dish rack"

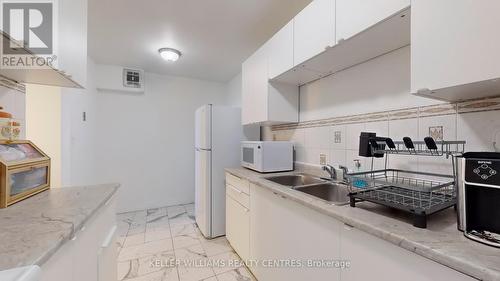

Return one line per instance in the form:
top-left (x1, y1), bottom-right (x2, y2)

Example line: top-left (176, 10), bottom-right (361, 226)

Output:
top-left (347, 169), bottom-right (456, 228)
top-left (347, 135), bottom-right (465, 228)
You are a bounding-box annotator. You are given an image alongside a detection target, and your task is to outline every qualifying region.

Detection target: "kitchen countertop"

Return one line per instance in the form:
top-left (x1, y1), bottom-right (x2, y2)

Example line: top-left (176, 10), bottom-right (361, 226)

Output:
top-left (0, 183), bottom-right (119, 270)
top-left (226, 166), bottom-right (500, 281)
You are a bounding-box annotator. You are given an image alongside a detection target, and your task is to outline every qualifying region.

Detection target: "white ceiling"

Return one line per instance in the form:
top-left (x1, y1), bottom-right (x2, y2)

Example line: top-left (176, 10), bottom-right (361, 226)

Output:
top-left (88, 0), bottom-right (312, 82)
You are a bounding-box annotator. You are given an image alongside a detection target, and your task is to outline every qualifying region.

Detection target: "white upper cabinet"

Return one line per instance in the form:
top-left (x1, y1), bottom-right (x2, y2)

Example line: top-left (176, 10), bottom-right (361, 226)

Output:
top-left (57, 0), bottom-right (88, 87)
top-left (411, 0), bottom-right (500, 100)
top-left (268, 21), bottom-right (294, 79)
top-left (336, 0), bottom-right (409, 43)
top-left (242, 44), bottom-right (269, 125)
top-left (293, 0), bottom-right (336, 66)
top-left (242, 41), bottom-right (299, 125)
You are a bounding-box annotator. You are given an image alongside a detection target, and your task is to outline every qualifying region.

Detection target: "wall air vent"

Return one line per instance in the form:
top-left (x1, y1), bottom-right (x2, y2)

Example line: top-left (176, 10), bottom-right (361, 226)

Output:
top-left (123, 68), bottom-right (142, 88)
top-left (95, 65), bottom-right (145, 93)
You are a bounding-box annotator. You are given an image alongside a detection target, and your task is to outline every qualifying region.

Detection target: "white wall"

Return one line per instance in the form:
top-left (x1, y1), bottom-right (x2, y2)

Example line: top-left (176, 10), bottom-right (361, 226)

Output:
top-left (224, 72), bottom-right (242, 107)
top-left (94, 69), bottom-right (229, 212)
top-left (61, 58), bottom-right (100, 187)
top-left (26, 85), bottom-right (62, 187)
top-left (299, 47), bottom-right (438, 121)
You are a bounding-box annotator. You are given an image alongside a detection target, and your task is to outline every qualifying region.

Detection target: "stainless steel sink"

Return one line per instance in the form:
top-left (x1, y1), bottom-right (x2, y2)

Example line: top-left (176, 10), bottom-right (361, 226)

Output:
top-left (265, 174), bottom-right (326, 187)
top-left (294, 183), bottom-right (351, 205)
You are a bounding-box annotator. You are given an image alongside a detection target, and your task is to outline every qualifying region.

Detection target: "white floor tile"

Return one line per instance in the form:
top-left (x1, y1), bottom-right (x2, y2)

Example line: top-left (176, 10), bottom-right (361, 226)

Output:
top-left (119, 239), bottom-right (174, 262)
top-left (170, 224), bottom-right (196, 237)
top-left (173, 233), bottom-right (201, 250)
top-left (209, 251), bottom-right (243, 275)
top-left (123, 233), bottom-right (145, 248)
top-left (216, 267), bottom-right (255, 281)
top-left (200, 237), bottom-right (233, 257)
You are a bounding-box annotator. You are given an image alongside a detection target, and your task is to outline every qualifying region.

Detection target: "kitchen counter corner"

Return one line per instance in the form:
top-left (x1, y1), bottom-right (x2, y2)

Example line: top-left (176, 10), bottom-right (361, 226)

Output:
top-left (0, 183), bottom-right (120, 270)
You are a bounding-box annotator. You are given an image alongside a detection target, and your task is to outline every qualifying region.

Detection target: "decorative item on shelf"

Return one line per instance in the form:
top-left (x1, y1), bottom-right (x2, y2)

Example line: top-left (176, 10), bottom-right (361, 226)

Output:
top-left (0, 140), bottom-right (50, 208)
top-left (0, 106), bottom-right (21, 141)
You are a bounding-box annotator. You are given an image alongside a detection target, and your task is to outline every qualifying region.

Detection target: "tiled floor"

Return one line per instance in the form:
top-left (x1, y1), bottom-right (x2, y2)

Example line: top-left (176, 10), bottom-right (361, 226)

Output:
top-left (116, 204), bottom-right (255, 281)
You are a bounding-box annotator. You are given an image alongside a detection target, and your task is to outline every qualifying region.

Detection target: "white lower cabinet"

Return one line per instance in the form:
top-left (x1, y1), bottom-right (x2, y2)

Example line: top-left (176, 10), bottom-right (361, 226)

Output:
top-left (41, 194), bottom-right (117, 281)
top-left (341, 224), bottom-right (475, 281)
top-left (249, 183), bottom-right (341, 281)
top-left (226, 194), bottom-right (250, 261)
top-left (223, 178), bottom-right (475, 281)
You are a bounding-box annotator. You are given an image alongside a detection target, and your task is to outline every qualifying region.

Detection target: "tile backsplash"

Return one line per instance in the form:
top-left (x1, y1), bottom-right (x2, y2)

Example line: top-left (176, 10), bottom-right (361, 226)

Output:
top-left (267, 96), bottom-right (500, 175)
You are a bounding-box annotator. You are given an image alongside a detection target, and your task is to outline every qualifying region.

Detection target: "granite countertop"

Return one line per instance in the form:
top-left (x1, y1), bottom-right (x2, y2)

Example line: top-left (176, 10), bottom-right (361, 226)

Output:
top-left (226, 167), bottom-right (500, 281)
top-left (0, 183), bottom-right (120, 270)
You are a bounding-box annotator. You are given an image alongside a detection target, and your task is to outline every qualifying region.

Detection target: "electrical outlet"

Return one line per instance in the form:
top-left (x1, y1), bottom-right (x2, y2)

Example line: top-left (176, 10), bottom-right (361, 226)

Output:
top-left (334, 131), bottom-right (342, 143)
top-left (320, 154), bottom-right (327, 165)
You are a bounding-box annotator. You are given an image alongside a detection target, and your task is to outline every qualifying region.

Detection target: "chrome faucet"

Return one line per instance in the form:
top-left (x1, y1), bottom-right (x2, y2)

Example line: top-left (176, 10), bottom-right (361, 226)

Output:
top-left (339, 165), bottom-right (350, 184)
top-left (323, 164), bottom-right (350, 184)
top-left (322, 165), bottom-right (337, 180)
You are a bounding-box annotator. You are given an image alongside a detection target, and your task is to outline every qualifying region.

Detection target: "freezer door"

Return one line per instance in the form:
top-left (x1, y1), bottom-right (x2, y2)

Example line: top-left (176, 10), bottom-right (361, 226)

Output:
top-left (195, 149), bottom-right (212, 237)
top-left (195, 105), bottom-right (212, 150)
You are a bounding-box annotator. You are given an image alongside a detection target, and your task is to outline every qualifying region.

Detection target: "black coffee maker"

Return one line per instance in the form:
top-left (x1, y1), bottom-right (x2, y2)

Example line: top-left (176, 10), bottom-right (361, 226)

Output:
top-left (457, 152), bottom-right (500, 248)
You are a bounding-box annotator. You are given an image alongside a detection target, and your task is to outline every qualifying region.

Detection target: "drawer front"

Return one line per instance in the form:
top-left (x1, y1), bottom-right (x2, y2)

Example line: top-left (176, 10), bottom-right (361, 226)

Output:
top-left (226, 195), bottom-right (250, 260)
top-left (226, 173), bottom-right (250, 194)
top-left (226, 184), bottom-right (250, 209)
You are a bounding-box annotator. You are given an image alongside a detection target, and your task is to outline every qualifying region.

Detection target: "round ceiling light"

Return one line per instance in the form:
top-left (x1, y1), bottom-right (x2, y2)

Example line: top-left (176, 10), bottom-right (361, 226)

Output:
top-left (159, 48), bottom-right (182, 62)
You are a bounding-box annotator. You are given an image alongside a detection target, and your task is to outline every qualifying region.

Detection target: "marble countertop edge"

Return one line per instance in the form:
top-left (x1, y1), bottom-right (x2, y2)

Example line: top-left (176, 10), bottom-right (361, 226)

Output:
top-left (32, 183), bottom-right (120, 268)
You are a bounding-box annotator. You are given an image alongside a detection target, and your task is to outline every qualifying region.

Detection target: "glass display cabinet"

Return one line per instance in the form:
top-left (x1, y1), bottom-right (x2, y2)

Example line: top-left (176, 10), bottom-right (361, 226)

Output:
top-left (0, 140), bottom-right (50, 208)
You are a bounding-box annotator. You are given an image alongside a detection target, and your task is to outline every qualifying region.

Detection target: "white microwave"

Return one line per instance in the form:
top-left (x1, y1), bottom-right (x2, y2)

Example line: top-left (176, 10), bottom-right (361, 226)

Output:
top-left (241, 141), bottom-right (294, 173)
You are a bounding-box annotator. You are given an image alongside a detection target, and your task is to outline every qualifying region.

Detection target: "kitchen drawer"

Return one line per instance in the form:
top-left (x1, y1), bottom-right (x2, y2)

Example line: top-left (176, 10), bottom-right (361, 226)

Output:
top-left (226, 184), bottom-right (250, 209)
top-left (225, 173), bottom-right (250, 194)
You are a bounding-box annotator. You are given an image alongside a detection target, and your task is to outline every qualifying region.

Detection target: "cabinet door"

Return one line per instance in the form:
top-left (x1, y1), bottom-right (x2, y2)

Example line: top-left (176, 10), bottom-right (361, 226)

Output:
top-left (336, 0), bottom-right (409, 42)
top-left (250, 184), bottom-right (341, 281)
top-left (58, 0), bottom-right (88, 86)
top-left (98, 226), bottom-right (118, 281)
top-left (226, 194), bottom-right (250, 260)
top-left (341, 224), bottom-right (475, 281)
top-left (268, 21), bottom-right (294, 79)
top-left (40, 238), bottom-right (75, 281)
top-left (241, 44), bottom-right (269, 125)
top-left (293, 0), bottom-right (335, 66)
top-left (411, 0), bottom-right (500, 93)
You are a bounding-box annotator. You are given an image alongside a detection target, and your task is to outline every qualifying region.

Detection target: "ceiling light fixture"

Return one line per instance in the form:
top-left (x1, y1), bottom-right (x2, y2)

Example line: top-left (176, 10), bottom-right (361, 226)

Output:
top-left (159, 48), bottom-right (182, 62)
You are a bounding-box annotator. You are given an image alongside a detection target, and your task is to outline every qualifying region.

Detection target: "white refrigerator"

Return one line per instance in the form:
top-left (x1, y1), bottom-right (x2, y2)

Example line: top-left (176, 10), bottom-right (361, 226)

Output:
top-left (195, 104), bottom-right (257, 238)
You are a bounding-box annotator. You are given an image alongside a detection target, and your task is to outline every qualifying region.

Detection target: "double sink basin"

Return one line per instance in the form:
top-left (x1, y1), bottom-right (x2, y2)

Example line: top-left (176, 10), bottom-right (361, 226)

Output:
top-left (264, 174), bottom-right (350, 206)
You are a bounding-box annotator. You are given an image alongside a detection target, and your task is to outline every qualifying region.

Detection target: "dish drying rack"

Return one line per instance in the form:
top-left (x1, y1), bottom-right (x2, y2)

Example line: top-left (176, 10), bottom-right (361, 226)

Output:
top-left (347, 136), bottom-right (465, 228)
top-left (371, 139), bottom-right (466, 157)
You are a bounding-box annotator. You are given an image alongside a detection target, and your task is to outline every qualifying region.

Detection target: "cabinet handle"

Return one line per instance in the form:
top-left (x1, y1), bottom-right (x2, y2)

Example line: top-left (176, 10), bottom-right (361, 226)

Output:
top-left (102, 225), bottom-right (117, 248)
top-left (343, 223), bottom-right (354, 231)
top-left (417, 88), bottom-right (432, 95)
top-left (228, 185), bottom-right (242, 194)
top-left (273, 191), bottom-right (287, 200)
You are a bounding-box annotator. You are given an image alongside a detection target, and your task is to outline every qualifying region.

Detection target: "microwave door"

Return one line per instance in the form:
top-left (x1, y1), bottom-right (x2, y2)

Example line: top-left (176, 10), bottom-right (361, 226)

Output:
top-left (242, 146), bottom-right (255, 168)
